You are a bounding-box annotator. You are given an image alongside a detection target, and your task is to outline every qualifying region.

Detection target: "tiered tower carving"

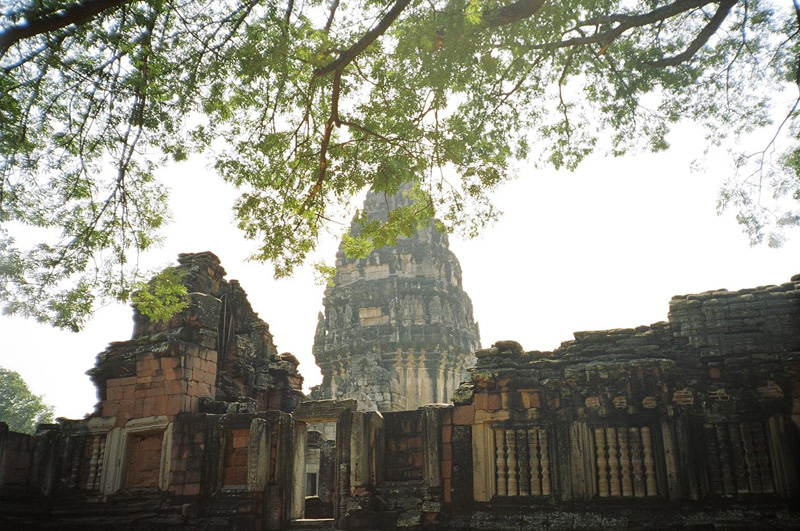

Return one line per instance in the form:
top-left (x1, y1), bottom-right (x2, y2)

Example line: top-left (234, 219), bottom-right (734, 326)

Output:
top-left (311, 191), bottom-right (480, 411)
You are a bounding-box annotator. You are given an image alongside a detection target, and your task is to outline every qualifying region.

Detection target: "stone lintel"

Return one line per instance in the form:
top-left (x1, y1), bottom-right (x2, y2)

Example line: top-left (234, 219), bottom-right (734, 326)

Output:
top-left (294, 399), bottom-right (358, 422)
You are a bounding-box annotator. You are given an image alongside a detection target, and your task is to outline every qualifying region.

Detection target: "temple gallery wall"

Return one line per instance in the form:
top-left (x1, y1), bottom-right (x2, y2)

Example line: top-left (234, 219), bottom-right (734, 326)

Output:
top-left (1, 193), bottom-right (799, 530)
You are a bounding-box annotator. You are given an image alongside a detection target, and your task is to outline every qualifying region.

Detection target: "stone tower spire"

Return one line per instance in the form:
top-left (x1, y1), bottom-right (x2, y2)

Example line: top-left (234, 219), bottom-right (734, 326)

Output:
top-left (311, 190), bottom-right (480, 411)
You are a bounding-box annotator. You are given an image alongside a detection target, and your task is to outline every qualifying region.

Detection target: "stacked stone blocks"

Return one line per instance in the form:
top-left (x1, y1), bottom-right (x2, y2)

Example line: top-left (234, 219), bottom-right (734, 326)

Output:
top-left (313, 190), bottom-right (480, 412)
top-left (0, 252), bottom-right (306, 530)
top-left (2, 258), bottom-right (799, 530)
top-left (330, 274), bottom-right (800, 530)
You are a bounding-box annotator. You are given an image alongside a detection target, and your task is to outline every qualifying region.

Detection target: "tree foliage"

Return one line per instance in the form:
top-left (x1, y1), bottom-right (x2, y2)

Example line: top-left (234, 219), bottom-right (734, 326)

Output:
top-left (130, 266), bottom-right (189, 322)
top-left (1, 0), bottom-right (798, 329)
top-left (0, 367), bottom-right (55, 434)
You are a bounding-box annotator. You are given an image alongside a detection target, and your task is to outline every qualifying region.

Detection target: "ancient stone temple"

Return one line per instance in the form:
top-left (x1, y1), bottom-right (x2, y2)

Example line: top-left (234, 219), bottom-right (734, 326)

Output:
top-left (0, 253), bottom-right (309, 530)
top-left (311, 190), bottom-right (480, 411)
top-left (329, 276), bottom-right (800, 530)
top-left (1, 252), bottom-right (799, 530)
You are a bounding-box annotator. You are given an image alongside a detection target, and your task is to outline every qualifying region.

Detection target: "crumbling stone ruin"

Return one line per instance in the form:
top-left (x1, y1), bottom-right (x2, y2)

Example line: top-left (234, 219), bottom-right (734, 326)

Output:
top-left (436, 277), bottom-right (800, 529)
top-left (93, 252), bottom-right (304, 419)
top-left (325, 277), bottom-right (800, 530)
top-left (0, 252), bottom-right (307, 530)
top-left (312, 190), bottom-right (480, 411)
top-left (1, 252), bottom-right (799, 530)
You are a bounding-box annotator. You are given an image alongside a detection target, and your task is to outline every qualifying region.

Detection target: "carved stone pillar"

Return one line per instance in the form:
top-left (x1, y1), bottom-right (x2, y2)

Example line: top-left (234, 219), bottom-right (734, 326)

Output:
top-left (630, 427), bottom-right (645, 497)
top-left (529, 428), bottom-right (541, 496)
top-left (618, 427), bottom-right (632, 496)
top-left (594, 428), bottom-right (609, 497)
top-left (495, 429), bottom-right (507, 496)
top-left (517, 429), bottom-right (531, 496)
top-left (641, 427), bottom-right (657, 496)
top-left (540, 428), bottom-right (551, 496)
top-left (505, 430), bottom-right (518, 495)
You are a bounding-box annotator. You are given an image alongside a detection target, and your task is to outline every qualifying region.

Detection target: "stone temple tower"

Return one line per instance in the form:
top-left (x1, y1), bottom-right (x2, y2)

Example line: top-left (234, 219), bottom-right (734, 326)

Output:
top-left (311, 190), bottom-right (480, 411)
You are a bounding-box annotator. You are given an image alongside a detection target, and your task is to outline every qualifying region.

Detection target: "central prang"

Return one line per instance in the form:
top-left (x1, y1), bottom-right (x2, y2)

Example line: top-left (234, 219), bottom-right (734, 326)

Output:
top-left (311, 189), bottom-right (480, 411)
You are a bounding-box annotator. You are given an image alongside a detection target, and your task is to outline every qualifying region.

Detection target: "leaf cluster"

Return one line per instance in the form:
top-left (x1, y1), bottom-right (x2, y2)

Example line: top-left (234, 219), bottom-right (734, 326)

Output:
top-left (1, 0), bottom-right (798, 329)
top-left (130, 266), bottom-right (189, 323)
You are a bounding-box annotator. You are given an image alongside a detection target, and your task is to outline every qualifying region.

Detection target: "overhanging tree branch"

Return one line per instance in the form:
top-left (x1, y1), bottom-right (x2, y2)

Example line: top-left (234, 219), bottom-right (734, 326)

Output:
top-left (1, 0), bottom-right (795, 326)
top-left (0, 0), bottom-right (132, 57)
top-left (482, 0), bottom-right (546, 28)
top-left (313, 0), bottom-right (413, 77)
top-left (578, 0), bottom-right (715, 28)
top-left (527, 0), bottom-right (717, 51)
top-left (644, 0), bottom-right (737, 67)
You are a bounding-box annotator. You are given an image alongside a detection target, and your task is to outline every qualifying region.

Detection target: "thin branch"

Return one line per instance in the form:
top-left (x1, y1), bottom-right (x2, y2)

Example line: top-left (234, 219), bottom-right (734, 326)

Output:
top-left (740, 94), bottom-right (800, 189)
top-left (324, 0), bottom-right (340, 32)
top-left (339, 120), bottom-right (393, 144)
top-left (487, 55), bottom-right (542, 116)
top-left (723, 0), bottom-right (748, 111)
top-left (300, 69), bottom-right (343, 215)
top-left (339, 119), bottom-right (419, 159)
top-left (794, 0), bottom-right (800, 86)
top-left (557, 50), bottom-right (577, 147)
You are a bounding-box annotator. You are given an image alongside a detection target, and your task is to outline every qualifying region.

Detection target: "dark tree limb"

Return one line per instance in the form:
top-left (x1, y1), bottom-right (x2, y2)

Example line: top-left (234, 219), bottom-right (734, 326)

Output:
top-left (314, 0), bottom-right (413, 77)
top-left (528, 0), bottom-right (717, 51)
top-left (314, 0), bottom-right (547, 78)
top-left (578, 0), bottom-right (716, 28)
top-left (482, 0), bottom-right (546, 28)
top-left (644, 0), bottom-right (737, 67)
top-left (324, 0), bottom-right (340, 32)
top-left (0, 0), bottom-right (131, 56)
top-left (301, 68), bottom-right (343, 216)
top-left (285, 0), bottom-right (294, 25)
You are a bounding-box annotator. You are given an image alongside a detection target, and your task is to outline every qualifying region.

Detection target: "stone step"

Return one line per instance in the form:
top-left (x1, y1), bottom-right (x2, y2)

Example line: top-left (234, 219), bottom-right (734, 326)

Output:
top-left (286, 517), bottom-right (335, 530)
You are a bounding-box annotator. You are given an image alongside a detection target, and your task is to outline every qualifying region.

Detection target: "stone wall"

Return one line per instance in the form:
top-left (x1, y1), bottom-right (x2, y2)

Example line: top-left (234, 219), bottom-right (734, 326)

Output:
top-left (91, 252), bottom-right (304, 420)
top-left (331, 274), bottom-right (800, 530)
top-left (0, 252), bottom-right (307, 530)
top-left (3, 257), bottom-right (799, 530)
top-left (0, 411), bottom-right (305, 530)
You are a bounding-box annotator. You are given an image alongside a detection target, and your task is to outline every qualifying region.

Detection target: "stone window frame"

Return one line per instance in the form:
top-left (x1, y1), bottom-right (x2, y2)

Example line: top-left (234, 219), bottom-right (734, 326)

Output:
top-left (305, 446), bottom-right (321, 497)
top-left (218, 427), bottom-right (250, 490)
top-left (473, 421), bottom-right (558, 503)
top-left (306, 472), bottom-right (319, 497)
top-left (66, 416), bottom-right (116, 491)
top-left (492, 424), bottom-right (555, 500)
top-left (583, 419), bottom-right (668, 502)
top-left (694, 413), bottom-right (796, 501)
top-left (215, 418), bottom-right (271, 494)
top-left (100, 416), bottom-right (172, 494)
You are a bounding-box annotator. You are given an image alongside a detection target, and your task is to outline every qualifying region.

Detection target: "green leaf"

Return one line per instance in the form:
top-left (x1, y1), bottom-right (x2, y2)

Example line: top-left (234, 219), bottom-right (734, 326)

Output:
top-left (131, 267), bottom-right (190, 323)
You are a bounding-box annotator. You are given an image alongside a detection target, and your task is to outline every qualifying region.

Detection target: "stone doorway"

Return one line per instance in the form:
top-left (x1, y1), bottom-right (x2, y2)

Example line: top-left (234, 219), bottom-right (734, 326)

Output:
top-left (291, 399), bottom-right (357, 523)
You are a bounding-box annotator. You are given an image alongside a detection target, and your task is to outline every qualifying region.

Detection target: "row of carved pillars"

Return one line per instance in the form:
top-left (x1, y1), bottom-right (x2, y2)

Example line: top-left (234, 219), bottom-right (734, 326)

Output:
top-left (473, 415), bottom-right (798, 503)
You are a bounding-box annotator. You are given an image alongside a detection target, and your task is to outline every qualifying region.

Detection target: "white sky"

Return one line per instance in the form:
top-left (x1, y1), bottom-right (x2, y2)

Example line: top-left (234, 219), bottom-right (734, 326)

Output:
top-left (1, 121), bottom-right (798, 420)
